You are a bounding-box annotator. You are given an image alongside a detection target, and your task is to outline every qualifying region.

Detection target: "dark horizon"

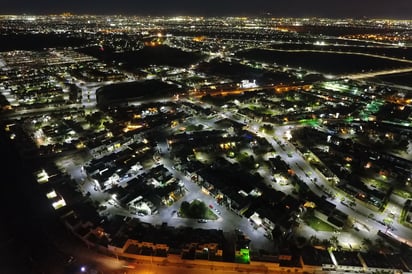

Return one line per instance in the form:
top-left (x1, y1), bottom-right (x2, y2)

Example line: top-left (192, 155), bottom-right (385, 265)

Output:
top-left (1, 0), bottom-right (412, 19)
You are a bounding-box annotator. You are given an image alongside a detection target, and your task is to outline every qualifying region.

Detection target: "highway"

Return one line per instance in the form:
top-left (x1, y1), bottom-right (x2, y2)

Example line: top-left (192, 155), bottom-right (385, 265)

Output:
top-left (237, 47), bottom-right (412, 82)
top-left (260, 48), bottom-right (412, 65)
top-left (344, 67), bottom-right (412, 80)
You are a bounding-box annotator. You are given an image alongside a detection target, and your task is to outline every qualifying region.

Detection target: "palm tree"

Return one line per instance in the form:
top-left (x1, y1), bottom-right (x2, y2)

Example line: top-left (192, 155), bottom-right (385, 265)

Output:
top-left (309, 235), bottom-right (320, 246)
top-left (321, 239), bottom-right (331, 249)
top-left (329, 236), bottom-right (338, 249)
top-left (374, 238), bottom-right (386, 252)
top-left (361, 238), bottom-right (372, 251)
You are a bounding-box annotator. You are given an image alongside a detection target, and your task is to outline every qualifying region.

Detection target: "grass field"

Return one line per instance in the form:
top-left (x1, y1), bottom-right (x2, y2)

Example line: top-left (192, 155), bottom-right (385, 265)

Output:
top-left (304, 215), bottom-right (336, 232)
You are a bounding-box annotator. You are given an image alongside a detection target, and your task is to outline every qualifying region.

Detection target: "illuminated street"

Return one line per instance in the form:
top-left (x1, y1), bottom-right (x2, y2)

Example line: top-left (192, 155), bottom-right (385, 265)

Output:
top-left (1, 10), bottom-right (412, 274)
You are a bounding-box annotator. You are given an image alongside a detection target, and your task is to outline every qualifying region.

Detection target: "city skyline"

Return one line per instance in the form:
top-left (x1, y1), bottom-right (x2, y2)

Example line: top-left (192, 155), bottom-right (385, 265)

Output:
top-left (2, 0), bottom-right (412, 19)
top-left (0, 12), bottom-right (412, 274)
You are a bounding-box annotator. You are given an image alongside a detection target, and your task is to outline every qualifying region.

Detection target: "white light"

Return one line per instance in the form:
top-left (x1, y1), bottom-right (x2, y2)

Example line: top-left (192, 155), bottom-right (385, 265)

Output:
top-left (52, 199), bottom-right (66, 210)
top-left (46, 190), bottom-right (57, 199)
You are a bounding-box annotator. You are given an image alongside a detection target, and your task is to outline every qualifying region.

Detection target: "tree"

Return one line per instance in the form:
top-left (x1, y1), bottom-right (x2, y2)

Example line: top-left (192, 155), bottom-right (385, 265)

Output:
top-left (180, 200), bottom-right (207, 219)
top-left (374, 238), bottom-right (386, 251)
top-left (181, 201), bottom-right (190, 212)
top-left (362, 238), bottom-right (372, 250)
top-left (329, 236), bottom-right (339, 248)
top-left (295, 236), bottom-right (307, 247)
top-left (189, 200), bottom-right (207, 218)
top-left (309, 235), bottom-right (320, 246)
top-left (321, 239), bottom-right (331, 249)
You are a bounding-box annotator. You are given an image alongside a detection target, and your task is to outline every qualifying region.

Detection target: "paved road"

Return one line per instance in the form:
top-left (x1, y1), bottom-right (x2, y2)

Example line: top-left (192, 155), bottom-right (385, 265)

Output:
top-left (219, 105), bottom-right (412, 248)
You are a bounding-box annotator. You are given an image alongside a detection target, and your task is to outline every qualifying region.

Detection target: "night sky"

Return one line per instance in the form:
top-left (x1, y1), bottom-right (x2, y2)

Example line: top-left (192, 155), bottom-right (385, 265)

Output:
top-left (1, 0), bottom-right (412, 19)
